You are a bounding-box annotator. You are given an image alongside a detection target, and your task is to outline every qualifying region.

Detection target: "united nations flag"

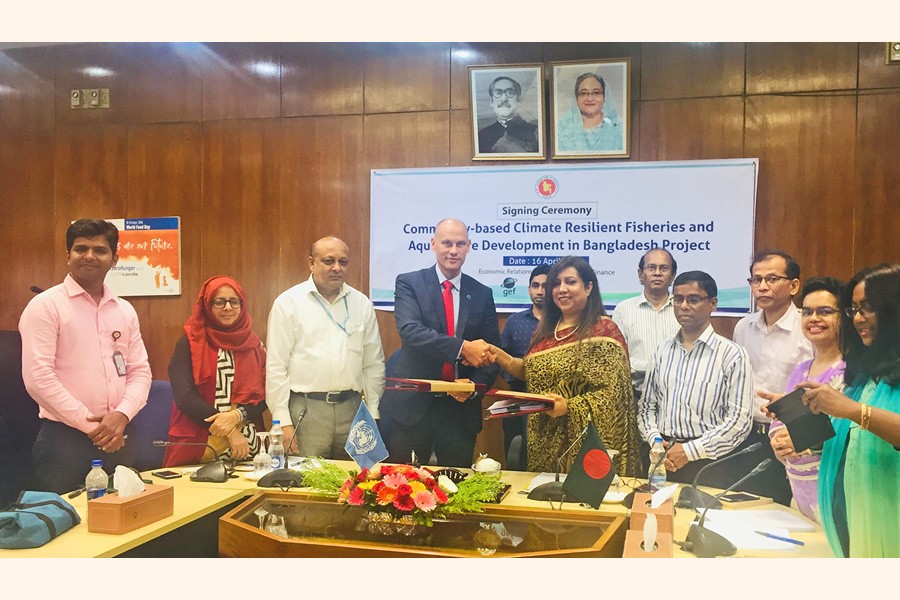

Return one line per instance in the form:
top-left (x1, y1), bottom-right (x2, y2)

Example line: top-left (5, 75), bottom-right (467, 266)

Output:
top-left (344, 400), bottom-right (389, 470)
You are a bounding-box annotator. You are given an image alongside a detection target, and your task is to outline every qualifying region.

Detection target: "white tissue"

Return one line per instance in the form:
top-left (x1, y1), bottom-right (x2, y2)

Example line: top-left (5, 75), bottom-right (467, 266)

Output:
top-left (643, 512), bottom-right (658, 552)
top-left (114, 465), bottom-right (146, 498)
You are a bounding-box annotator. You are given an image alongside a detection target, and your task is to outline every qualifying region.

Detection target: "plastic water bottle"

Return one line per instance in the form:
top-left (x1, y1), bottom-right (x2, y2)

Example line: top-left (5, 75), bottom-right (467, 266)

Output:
top-left (648, 436), bottom-right (667, 491)
top-left (269, 420), bottom-right (285, 470)
top-left (85, 459), bottom-right (108, 500)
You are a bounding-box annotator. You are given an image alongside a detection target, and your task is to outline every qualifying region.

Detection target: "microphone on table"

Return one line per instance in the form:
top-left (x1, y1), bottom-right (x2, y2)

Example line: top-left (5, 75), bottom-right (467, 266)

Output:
top-left (527, 420), bottom-right (590, 505)
top-left (258, 409), bottom-right (307, 491)
top-left (679, 458), bottom-right (772, 558)
top-left (152, 440), bottom-right (233, 483)
top-left (676, 441), bottom-right (763, 511)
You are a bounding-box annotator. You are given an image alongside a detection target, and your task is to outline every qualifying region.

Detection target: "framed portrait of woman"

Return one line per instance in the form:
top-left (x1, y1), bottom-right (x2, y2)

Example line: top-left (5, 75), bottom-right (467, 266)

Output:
top-left (468, 64), bottom-right (545, 160)
top-left (550, 59), bottom-right (630, 159)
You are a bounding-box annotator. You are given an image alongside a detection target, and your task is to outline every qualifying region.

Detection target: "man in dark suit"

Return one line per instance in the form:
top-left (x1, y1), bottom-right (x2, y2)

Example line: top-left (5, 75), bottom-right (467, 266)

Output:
top-left (478, 76), bottom-right (539, 154)
top-left (380, 218), bottom-right (500, 467)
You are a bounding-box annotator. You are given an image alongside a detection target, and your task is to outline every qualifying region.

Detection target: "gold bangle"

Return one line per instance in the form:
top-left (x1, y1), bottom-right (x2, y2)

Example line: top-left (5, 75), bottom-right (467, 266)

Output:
top-left (860, 403), bottom-right (872, 431)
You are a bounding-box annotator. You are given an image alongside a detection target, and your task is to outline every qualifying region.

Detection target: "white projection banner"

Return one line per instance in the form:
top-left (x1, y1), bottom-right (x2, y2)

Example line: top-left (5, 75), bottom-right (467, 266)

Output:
top-left (370, 159), bottom-right (757, 315)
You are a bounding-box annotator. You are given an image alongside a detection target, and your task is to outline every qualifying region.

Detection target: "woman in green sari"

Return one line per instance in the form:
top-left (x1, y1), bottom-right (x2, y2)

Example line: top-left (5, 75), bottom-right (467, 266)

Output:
top-left (798, 263), bottom-right (900, 557)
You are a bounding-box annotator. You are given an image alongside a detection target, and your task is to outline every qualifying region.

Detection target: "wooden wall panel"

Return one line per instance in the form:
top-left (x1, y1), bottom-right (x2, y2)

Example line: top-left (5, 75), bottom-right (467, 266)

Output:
top-left (449, 42), bottom-right (544, 111)
top-left (363, 43), bottom-right (450, 114)
top-left (746, 43), bottom-right (858, 94)
top-left (282, 44), bottom-right (365, 117)
top-left (201, 120), bottom-right (281, 339)
top-left (277, 115), bottom-right (366, 297)
top-left (854, 92), bottom-right (900, 270)
top-left (642, 43), bottom-right (744, 100)
top-left (858, 43), bottom-right (900, 90)
top-left (201, 43), bottom-right (281, 121)
top-left (54, 123), bottom-right (129, 247)
top-left (126, 123), bottom-right (203, 377)
top-left (123, 43), bottom-right (202, 124)
top-left (0, 132), bottom-right (56, 328)
top-left (745, 95), bottom-right (856, 281)
top-left (638, 97), bottom-right (745, 161)
top-left (53, 43), bottom-right (127, 125)
top-left (0, 47), bottom-right (55, 131)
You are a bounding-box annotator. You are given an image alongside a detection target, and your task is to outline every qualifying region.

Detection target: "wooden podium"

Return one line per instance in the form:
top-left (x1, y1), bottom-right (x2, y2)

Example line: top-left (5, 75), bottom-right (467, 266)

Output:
top-left (219, 491), bottom-right (627, 558)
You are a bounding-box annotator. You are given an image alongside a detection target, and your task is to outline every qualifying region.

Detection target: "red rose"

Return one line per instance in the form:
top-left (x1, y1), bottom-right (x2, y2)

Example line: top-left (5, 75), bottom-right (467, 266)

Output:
top-left (397, 483), bottom-right (412, 496)
top-left (424, 478), bottom-right (436, 489)
top-left (355, 469), bottom-right (368, 483)
top-left (348, 487), bottom-right (365, 506)
top-left (380, 465), bottom-right (393, 476)
top-left (433, 486), bottom-right (448, 503)
top-left (393, 495), bottom-right (415, 512)
top-left (406, 471), bottom-right (419, 481)
top-left (372, 481), bottom-right (385, 494)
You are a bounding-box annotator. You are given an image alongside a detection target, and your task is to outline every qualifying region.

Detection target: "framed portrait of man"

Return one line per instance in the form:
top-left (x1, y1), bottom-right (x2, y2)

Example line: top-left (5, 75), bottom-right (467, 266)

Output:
top-left (468, 64), bottom-right (545, 160)
top-left (550, 59), bottom-right (630, 159)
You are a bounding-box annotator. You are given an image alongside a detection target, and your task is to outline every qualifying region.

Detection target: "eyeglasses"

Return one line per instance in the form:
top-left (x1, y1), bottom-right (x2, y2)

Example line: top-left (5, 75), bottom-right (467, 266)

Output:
top-left (491, 88), bottom-right (518, 99)
top-left (577, 90), bottom-right (604, 98)
top-left (673, 295), bottom-right (709, 306)
top-left (800, 306), bottom-right (840, 318)
top-left (643, 264), bottom-right (672, 273)
top-left (844, 305), bottom-right (876, 319)
top-left (747, 275), bottom-right (791, 287)
top-left (211, 297), bottom-right (242, 308)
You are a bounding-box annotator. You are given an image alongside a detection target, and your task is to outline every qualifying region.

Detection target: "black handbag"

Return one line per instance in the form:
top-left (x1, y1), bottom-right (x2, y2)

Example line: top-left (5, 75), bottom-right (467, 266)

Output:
top-left (0, 490), bottom-right (81, 549)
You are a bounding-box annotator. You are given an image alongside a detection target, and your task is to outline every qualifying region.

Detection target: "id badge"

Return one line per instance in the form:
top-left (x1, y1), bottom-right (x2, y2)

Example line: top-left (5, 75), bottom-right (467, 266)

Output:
top-left (113, 351), bottom-right (127, 377)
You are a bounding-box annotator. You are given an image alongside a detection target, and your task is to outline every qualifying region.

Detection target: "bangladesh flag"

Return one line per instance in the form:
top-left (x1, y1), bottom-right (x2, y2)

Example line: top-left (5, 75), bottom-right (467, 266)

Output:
top-left (562, 421), bottom-right (615, 509)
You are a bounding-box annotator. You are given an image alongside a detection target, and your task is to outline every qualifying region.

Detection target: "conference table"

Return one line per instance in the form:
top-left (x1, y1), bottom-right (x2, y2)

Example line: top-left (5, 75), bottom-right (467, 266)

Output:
top-left (0, 459), bottom-right (831, 558)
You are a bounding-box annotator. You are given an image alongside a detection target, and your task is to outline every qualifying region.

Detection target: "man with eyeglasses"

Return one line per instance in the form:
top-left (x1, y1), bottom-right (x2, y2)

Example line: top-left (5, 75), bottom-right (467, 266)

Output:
top-left (638, 271), bottom-right (755, 489)
top-left (612, 248), bottom-right (680, 402)
top-left (266, 236), bottom-right (385, 459)
top-left (477, 76), bottom-right (539, 154)
top-left (732, 249), bottom-right (813, 505)
top-left (19, 218), bottom-right (152, 493)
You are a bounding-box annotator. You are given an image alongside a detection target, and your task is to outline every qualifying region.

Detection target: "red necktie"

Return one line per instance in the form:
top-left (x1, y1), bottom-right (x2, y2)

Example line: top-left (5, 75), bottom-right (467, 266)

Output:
top-left (441, 280), bottom-right (455, 381)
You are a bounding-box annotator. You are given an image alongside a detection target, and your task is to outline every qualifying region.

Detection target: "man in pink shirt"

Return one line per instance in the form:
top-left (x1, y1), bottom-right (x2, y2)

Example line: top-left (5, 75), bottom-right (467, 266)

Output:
top-left (19, 219), bottom-right (152, 493)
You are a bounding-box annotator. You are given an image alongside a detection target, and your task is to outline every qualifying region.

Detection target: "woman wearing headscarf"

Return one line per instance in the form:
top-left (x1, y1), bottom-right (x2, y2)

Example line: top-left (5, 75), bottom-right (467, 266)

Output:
top-left (162, 276), bottom-right (267, 467)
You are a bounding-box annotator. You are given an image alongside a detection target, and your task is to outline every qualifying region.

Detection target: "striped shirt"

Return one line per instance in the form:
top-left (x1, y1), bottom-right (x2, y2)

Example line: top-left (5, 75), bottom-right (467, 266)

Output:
top-left (638, 324), bottom-right (753, 461)
top-left (611, 292), bottom-right (679, 390)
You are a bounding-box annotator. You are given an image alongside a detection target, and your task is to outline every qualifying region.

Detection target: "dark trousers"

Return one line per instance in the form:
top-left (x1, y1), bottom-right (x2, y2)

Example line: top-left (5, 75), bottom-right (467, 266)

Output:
top-left (381, 400), bottom-right (477, 468)
top-left (734, 424), bottom-right (792, 506)
top-left (501, 415), bottom-right (528, 469)
top-left (662, 434), bottom-right (770, 493)
top-left (31, 419), bottom-right (135, 494)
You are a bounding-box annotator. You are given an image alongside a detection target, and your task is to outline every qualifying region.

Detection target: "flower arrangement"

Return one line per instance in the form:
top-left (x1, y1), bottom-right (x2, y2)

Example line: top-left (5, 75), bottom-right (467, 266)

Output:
top-left (302, 460), bottom-right (505, 528)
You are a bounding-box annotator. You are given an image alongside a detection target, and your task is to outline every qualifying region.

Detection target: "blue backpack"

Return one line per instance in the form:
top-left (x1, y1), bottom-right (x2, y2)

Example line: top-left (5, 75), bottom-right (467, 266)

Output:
top-left (0, 490), bottom-right (81, 549)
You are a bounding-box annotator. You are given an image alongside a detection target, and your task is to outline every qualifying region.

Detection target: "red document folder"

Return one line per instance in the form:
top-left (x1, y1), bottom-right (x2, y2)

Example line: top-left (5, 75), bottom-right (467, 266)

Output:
top-left (484, 389), bottom-right (556, 420)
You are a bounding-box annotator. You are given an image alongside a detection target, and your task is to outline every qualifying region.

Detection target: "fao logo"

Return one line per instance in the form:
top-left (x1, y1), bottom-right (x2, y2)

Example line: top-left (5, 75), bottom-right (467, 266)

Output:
top-left (535, 176), bottom-right (558, 198)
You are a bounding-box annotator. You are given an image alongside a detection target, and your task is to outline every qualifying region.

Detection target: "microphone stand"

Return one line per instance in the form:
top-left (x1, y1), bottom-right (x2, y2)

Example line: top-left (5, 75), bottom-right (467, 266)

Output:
top-left (152, 440), bottom-right (232, 483)
top-left (681, 458), bottom-right (772, 558)
top-left (676, 441), bottom-right (762, 511)
top-left (527, 421), bottom-right (590, 505)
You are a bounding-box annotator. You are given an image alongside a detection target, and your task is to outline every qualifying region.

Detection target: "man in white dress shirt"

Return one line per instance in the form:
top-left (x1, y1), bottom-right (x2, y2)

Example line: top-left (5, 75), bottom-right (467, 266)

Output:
top-left (266, 236), bottom-right (385, 458)
top-left (612, 248), bottom-right (680, 402)
top-left (733, 249), bottom-right (814, 505)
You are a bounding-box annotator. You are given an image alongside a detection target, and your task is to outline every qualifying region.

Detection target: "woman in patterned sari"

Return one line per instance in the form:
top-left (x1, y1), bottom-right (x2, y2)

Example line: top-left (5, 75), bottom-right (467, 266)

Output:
top-left (163, 276), bottom-right (267, 467)
top-left (488, 256), bottom-right (640, 477)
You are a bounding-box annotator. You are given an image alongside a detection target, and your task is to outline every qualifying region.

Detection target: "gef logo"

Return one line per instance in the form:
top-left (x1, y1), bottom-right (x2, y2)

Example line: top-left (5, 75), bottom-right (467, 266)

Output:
top-left (535, 176), bottom-right (558, 198)
top-left (501, 277), bottom-right (517, 297)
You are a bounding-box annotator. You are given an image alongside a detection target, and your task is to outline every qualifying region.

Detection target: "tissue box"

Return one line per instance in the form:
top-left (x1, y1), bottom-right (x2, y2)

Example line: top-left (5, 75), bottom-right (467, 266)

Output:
top-left (622, 529), bottom-right (674, 558)
top-left (87, 484), bottom-right (174, 534)
top-left (628, 492), bottom-right (674, 534)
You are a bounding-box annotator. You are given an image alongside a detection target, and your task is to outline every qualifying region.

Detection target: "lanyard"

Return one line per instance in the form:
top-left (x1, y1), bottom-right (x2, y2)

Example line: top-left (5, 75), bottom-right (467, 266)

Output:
top-left (313, 293), bottom-right (350, 334)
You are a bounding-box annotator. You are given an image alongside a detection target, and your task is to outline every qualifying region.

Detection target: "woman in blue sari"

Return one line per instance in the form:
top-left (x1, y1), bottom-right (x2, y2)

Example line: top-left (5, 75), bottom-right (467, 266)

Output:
top-left (798, 263), bottom-right (900, 557)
